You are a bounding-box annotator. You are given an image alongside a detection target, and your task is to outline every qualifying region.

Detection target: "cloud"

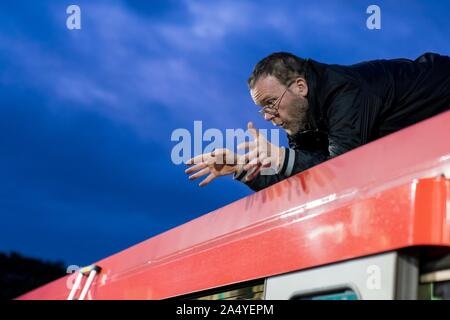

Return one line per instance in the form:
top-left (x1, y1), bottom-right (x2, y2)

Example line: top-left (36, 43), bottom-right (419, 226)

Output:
top-left (184, 0), bottom-right (253, 40)
top-left (0, 1), bottom-right (256, 137)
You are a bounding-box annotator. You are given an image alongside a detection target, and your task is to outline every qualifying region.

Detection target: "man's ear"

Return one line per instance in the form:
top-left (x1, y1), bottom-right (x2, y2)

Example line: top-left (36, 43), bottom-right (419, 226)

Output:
top-left (295, 77), bottom-right (308, 97)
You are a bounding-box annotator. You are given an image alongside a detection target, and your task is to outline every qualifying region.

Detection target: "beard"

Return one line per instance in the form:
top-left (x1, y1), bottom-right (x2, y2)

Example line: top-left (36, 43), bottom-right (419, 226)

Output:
top-left (281, 97), bottom-right (310, 135)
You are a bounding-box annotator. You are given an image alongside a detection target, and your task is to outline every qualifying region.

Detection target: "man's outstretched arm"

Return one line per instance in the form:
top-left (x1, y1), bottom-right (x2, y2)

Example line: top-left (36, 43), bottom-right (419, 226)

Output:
top-left (233, 122), bottom-right (329, 191)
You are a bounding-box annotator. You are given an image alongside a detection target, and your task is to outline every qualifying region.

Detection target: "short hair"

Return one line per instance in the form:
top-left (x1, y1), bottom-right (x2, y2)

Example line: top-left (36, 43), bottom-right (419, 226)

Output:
top-left (247, 52), bottom-right (308, 89)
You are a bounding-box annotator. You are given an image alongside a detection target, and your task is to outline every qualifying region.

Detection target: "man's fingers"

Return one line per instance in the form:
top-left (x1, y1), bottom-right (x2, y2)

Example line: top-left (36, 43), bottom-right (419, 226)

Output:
top-left (247, 121), bottom-right (260, 139)
top-left (261, 157), bottom-right (272, 168)
top-left (243, 149), bottom-right (258, 164)
top-left (210, 148), bottom-right (229, 165)
top-left (258, 151), bottom-right (267, 160)
top-left (244, 150), bottom-right (269, 170)
top-left (186, 153), bottom-right (208, 165)
top-left (211, 148), bottom-right (227, 157)
top-left (199, 173), bottom-right (216, 187)
top-left (185, 162), bottom-right (207, 174)
top-left (246, 164), bottom-right (262, 181)
top-left (244, 157), bottom-right (260, 171)
top-left (237, 141), bottom-right (256, 151)
top-left (188, 167), bottom-right (210, 181)
top-left (187, 149), bottom-right (224, 165)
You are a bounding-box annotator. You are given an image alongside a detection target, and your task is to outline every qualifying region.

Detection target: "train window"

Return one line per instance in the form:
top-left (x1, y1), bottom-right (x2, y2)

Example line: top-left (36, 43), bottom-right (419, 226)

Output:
top-left (174, 280), bottom-right (265, 300)
top-left (418, 281), bottom-right (450, 300)
top-left (195, 284), bottom-right (264, 300)
top-left (291, 288), bottom-right (358, 300)
top-left (419, 252), bottom-right (450, 300)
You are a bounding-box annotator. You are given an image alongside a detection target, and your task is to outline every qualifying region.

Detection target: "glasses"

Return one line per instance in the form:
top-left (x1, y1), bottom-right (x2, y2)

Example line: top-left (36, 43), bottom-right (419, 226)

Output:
top-left (258, 80), bottom-right (296, 117)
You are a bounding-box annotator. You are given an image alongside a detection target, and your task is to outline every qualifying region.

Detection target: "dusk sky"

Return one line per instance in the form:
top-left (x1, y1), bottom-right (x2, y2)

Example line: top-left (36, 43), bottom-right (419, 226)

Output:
top-left (1, 0), bottom-right (449, 267)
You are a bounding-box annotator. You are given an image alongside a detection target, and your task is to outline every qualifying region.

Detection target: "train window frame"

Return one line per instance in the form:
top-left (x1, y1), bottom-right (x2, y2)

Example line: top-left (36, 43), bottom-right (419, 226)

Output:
top-left (168, 278), bottom-right (266, 300)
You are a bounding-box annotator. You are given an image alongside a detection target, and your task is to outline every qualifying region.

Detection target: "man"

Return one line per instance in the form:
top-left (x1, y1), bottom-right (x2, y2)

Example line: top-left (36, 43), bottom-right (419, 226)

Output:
top-left (185, 52), bottom-right (450, 191)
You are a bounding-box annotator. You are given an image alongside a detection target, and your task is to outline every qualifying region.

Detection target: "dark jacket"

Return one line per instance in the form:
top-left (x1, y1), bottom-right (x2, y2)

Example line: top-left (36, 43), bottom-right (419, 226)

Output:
top-left (236, 52), bottom-right (450, 191)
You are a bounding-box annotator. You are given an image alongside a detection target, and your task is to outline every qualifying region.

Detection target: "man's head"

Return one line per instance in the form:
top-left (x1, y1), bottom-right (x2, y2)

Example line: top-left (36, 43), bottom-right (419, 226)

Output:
top-left (248, 52), bottom-right (310, 135)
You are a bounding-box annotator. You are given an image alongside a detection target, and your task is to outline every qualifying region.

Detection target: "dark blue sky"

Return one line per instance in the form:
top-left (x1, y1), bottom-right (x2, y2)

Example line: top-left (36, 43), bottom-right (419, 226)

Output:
top-left (1, 0), bottom-right (449, 266)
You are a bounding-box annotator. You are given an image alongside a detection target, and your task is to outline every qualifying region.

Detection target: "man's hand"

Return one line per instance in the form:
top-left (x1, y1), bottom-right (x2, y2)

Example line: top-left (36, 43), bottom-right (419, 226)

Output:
top-left (185, 122), bottom-right (283, 186)
top-left (185, 148), bottom-right (243, 187)
top-left (237, 122), bottom-right (284, 182)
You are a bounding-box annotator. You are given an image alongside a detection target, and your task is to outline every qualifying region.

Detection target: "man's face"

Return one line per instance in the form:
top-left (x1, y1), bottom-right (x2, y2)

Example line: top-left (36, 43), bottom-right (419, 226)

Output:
top-left (250, 75), bottom-right (309, 135)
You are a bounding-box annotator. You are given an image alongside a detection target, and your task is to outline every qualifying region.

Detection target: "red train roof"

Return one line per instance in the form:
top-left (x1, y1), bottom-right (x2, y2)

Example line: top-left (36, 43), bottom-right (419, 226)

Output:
top-left (18, 111), bottom-right (450, 300)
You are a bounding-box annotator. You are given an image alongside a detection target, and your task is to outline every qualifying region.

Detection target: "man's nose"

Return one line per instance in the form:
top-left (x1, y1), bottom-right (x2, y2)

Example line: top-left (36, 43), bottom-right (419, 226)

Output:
top-left (264, 112), bottom-right (276, 121)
